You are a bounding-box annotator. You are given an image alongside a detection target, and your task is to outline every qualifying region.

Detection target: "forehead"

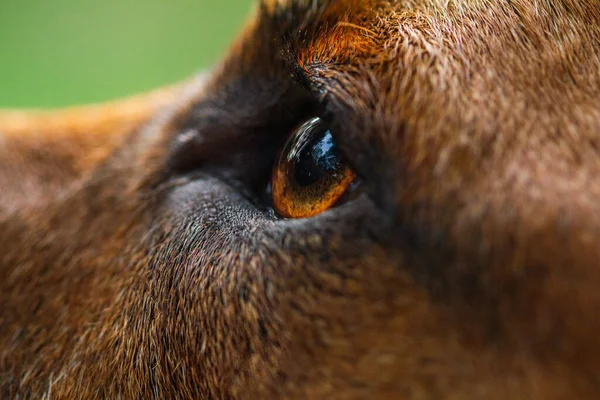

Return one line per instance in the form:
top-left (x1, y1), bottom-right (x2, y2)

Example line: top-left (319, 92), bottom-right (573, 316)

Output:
top-left (256, 0), bottom-right (600, 108)
top-left (254, 1), bottom-right (600, 153)
top-left (250, 1), bottom-right (598, 164)
top-left (249, 1), bottom-right (598, 131)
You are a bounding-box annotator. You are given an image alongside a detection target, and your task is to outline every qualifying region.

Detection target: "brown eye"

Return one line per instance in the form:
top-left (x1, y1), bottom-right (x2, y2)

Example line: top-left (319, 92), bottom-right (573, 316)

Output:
top-left (271, 117), bottom-right (356, 218)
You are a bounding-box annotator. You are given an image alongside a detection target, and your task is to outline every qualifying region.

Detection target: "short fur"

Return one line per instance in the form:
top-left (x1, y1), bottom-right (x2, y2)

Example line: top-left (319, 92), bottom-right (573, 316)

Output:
top-left (1, 0), bottom-right (600, 398)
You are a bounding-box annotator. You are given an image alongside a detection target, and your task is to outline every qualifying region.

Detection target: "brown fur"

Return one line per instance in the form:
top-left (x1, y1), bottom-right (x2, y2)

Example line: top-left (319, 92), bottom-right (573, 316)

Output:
top-left (1, 0), bottom-right (600, 398)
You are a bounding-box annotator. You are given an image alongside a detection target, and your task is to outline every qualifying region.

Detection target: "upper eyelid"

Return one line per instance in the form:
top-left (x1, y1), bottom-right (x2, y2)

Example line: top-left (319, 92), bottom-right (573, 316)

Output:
top-left (290, 70), bottom-right (382, 201)
top-left (285, 60), bottom-right (338, 118)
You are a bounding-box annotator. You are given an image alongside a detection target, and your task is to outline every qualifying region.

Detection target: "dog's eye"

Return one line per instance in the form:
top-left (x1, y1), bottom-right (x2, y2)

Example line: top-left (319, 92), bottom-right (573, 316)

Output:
top-left (271, 117), bottom-right (356, 218)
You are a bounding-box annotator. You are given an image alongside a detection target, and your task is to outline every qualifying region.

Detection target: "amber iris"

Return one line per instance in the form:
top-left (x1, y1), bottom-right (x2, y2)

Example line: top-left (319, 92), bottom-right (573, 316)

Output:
top-left (271, 117), bottom-right (356, 218)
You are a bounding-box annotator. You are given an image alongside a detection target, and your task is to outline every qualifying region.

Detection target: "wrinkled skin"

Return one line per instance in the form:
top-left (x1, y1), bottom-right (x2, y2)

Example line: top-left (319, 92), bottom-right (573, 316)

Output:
top-left (1, 0), bottom-right (600, 398)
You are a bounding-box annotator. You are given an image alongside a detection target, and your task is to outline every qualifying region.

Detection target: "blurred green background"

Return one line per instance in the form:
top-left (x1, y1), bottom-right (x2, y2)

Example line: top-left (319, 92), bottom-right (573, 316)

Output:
top-left (0, 0), bottom-right (253, 108)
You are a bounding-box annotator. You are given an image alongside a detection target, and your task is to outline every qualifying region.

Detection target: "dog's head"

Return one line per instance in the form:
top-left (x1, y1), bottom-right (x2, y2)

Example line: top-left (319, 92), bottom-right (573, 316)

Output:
top-left (2, 0), bottom-right (600, 398)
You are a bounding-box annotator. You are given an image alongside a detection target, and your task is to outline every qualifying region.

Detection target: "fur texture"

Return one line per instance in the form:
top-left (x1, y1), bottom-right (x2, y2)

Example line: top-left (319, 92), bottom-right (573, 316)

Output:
top-left (1, 0), bottom-right (600, 398)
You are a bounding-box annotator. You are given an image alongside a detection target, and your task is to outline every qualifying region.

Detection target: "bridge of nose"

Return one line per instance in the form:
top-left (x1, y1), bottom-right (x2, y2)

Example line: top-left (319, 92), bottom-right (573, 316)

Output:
top-left (0, 88), bottom-right (178, 214)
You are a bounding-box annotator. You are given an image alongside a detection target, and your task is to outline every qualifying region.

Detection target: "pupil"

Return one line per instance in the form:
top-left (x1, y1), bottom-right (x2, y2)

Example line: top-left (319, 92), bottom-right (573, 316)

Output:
top-left (294, 128), bottom-right (341, 187)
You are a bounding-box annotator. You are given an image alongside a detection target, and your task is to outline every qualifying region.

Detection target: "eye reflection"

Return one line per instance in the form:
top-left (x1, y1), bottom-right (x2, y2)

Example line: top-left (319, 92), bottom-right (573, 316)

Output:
top-left (271, 117), bottom-right (356, 218)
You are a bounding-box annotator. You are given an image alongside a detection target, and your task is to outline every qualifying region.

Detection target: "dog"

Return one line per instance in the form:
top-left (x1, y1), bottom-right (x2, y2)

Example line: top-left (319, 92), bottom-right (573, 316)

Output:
top-left (1, 0), bottom-right (600, 398)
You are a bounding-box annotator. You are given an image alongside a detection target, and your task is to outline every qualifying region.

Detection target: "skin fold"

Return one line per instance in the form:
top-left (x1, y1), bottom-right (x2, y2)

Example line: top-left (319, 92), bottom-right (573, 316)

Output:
top-left (1, 0), bottom-right (600, 398)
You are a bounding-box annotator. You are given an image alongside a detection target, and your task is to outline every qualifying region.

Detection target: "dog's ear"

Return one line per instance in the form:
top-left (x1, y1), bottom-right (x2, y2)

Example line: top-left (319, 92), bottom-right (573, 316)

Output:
top-left (0, 87), bottom-right (177, 213)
